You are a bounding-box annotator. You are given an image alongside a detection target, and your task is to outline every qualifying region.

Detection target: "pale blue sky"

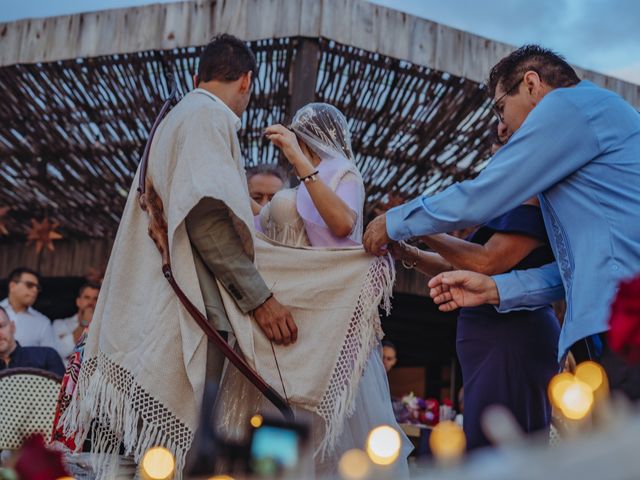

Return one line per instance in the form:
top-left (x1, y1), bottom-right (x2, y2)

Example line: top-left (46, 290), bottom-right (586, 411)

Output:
top-left (2, 0), bottom-right (638, 84)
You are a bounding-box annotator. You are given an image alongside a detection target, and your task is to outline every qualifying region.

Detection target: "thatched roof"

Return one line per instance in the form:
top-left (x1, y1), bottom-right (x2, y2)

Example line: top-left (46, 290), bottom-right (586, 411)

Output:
top-left (1, 0), bottom-right (637, 240)
top-left (0, 37), bottom-right (493, 238)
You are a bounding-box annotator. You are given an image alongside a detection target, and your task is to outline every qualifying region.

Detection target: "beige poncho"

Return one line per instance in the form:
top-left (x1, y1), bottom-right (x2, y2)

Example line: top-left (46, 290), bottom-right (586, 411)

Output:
top-left (62, 90), bottom-right (394, 477)
top-left (222, 236), bottom-right (394, 458)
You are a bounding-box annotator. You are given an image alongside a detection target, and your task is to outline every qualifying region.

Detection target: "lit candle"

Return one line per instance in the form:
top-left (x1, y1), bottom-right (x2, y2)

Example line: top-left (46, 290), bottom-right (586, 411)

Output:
top-left (429, 420), bottom-right (466, 465)
top-left (366, 425), bottom-right (401, 466)
top-left (140, 446), bottom-right (175, 480)
top-left (338, 449), bottom-right (371, 480)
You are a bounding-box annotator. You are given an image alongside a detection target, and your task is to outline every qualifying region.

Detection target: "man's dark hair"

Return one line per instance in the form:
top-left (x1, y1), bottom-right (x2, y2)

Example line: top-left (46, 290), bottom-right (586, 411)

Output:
top-left (197, 34), bottom-right (258, 83)
top-left (8, 267), bottom-right (40, 284)
top-left (246, 164), bottom-right (286, 182)
top-left (382, 340), bottom-right (397, 351)
top-left (488, 44), bottom-right (580, 98)
top-left (0, 305), bottom-right (8, 319)
top-left (78, 281), bottom-right (101, 298)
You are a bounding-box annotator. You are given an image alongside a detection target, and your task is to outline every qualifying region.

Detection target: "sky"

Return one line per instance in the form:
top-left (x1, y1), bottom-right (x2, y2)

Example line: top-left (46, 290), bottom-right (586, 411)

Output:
top-left (2, 0), bottom-right (638, 84)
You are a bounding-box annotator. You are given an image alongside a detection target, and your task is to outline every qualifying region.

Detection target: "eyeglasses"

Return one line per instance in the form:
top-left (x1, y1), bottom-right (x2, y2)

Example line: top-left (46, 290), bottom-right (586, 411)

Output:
top-left (491, 77), bottom-right (523, 122)
top-left (17, 280), bottom-right (41, 292)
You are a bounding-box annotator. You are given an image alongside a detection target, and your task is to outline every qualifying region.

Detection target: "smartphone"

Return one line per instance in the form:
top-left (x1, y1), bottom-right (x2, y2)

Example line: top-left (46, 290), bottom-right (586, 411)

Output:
top-left (248, 415), bottom-right (309, 477)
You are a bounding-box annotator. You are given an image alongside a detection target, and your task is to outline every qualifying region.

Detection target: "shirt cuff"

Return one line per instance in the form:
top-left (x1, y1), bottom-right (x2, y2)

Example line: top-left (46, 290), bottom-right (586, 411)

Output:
top-left (386, 197), bottom-right (423, 240)
top-left (493, 273), bottom-right (546, 313)
top-left (243, 286), bottom-right (272, 314)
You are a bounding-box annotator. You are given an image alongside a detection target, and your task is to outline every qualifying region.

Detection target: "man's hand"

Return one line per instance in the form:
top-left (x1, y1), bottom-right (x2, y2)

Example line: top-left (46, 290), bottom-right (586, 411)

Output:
top-left (72, 306), bottom-right (95, 344)
top-left (363, 214), bottom-right (390, 256)
top-left (252, 296), bottom-right (298, 346)
top-left (427, 270), bottom-right (499, 312)
top-left (80, 306), bottom-right (94, 326)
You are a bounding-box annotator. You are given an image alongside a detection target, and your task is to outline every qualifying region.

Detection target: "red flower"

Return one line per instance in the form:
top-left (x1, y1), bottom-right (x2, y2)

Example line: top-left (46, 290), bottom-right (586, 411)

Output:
top-left (14, 435), bottom-right (68, 480)
top-left (608, 276), bottom-right (640, 364)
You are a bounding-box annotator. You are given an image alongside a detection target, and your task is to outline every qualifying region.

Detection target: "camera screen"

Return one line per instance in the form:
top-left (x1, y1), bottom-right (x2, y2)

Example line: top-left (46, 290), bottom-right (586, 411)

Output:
top-left (250, 425), bottom-right (299, 475)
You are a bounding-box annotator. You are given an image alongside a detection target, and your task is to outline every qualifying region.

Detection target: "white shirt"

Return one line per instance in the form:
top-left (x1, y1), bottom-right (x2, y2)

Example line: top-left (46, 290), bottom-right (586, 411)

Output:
top-left (0, 298), bottom-right (58, 353)
top-left (193, 88), bottom-right (242, 131)
top-left (52, 313), bottom-right (81, 359)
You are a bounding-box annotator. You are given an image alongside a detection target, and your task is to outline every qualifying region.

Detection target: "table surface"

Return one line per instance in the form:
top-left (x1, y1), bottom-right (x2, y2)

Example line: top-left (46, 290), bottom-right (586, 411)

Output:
top-left (399, 422), bottom-right (434, 437)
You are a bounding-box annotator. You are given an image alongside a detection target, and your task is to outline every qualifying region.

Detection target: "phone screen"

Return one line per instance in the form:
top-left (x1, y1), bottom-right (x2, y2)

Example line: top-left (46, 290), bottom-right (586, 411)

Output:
top-left (250, 425), bottom-right (300, 476)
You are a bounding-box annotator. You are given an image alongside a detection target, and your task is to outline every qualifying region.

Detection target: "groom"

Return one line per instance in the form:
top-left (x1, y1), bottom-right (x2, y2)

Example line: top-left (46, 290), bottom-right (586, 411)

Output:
top-left (184, 34), bottom-right (298, 385)
top-left (62, 35), bottom-right (298, 475)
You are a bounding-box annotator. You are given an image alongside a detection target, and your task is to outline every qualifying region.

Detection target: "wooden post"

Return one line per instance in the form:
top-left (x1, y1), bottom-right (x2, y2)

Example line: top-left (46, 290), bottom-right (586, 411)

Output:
top-left (283, 37), bottom-right (320, 176)
top-left (288, 38), bottom-right (320, 120)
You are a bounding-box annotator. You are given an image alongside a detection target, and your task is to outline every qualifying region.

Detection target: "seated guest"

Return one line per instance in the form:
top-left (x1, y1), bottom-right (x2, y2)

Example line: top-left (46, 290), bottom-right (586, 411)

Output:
top-left (0, 306), bottom-right (64, 376)
top-left (247, 164), bottom-right (286, 207)
top-left (53, 282), bottom-right (100, 359)
top-left (382, 339), bottom-right (398, 373)
top-left (0, 268), bottom-right (58, 353)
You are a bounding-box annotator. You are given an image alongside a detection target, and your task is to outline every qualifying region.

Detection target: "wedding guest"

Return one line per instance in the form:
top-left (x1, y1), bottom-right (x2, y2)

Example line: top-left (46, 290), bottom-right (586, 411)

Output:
top-left (52, 282), bottom-right (100, 359)
top-left (247, 165), bottom-right (286, 207)
top-left (0, 306), bottom-right (64, 376)
top-left (389, 124), bottom-right (560, 449)
top-left (382, 340), bottom-right (398, 373)
top-left (0, 268), bottom-right (58, 353)
top-left (366, 44), bottom-right (640, 399)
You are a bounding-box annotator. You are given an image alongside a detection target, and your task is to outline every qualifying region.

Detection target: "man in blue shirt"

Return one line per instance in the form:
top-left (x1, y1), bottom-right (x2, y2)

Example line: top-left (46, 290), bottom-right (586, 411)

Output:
top-left (363, 45), bottom-right (640, 398)
top-left (0, 306), bottom-right (64, 377)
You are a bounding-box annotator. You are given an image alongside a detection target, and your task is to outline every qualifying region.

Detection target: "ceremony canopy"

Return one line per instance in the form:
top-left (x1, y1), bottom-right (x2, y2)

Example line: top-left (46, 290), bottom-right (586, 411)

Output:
top-left (2, 0), bottom-right (638, 398)
top-left (2, 0), bottom-right (638, 279)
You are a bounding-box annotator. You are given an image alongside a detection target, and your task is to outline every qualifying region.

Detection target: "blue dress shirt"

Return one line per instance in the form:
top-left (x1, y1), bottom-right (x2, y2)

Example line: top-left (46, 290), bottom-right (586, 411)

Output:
top-left (387, 81), bottom-right (640, 359)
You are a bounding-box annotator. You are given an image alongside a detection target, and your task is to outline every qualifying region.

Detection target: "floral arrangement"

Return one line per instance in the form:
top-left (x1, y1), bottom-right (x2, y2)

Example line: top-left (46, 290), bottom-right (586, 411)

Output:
top-left (0, 435), bottom-right (68, 480)
top-left (609, 275), bottom-right (640, 363)
top-left (394, 392), bottom-right (454, 426)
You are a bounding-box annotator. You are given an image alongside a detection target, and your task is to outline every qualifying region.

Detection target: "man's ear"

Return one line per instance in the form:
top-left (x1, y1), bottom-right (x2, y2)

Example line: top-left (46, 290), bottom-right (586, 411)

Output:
top-left (524, 70), bottom-right (544, 101)
top-left (240, 71), bottom-right (253, 94)
top-left (192, 74), bottom-right (199, 89)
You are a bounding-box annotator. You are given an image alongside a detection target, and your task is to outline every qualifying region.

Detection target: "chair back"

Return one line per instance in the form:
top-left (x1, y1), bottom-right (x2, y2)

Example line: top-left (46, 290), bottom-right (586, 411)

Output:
top-left (0, 367), bottom-right (62, 450)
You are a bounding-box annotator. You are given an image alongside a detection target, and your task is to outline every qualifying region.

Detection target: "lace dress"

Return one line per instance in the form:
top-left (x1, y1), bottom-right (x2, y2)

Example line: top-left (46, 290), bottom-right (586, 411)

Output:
top-left (258, 188), bottom-right (310, 247)
top-left (220, 156), bottom-right (411, 476)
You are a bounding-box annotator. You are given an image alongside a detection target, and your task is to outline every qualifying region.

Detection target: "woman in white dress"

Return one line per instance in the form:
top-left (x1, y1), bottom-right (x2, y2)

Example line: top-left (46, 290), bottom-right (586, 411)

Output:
top-left (220, 103), bottom-right (411, 476)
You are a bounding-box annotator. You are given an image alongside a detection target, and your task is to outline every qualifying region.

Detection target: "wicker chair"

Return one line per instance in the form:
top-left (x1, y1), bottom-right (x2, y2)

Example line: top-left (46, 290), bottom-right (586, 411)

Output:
top-left (0, 367), bottom-right (62, 450)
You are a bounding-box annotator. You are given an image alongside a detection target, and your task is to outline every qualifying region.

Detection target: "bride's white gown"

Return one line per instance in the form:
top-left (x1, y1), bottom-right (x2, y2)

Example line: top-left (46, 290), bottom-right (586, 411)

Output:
top-left (217, 186), bottom-right (412, 477)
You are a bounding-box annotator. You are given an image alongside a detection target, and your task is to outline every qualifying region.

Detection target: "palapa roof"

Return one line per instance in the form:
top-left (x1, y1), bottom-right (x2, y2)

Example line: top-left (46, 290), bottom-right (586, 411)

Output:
top-left (1, 0), bottom-right (638, 239)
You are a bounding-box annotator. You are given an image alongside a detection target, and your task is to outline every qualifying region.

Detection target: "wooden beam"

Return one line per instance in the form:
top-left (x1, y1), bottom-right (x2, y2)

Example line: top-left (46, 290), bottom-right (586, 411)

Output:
top-left (0, 238), bottom-right (114, 277)
top-left (288, 38), bottom-right (320, 118)
top-left (1, 0), bottom-right (638, 107)
top-left (282, 37), bottom-right (320, 175)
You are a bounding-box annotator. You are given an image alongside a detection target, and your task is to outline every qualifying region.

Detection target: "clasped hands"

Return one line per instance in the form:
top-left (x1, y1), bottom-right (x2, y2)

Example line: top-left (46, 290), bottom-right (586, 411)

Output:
top-left (363, 213), bottom-right (500, 311)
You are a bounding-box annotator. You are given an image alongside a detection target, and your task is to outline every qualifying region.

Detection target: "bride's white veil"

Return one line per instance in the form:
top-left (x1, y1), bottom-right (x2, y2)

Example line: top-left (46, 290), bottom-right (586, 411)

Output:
top-left (290, 103), bottom-right (356, 163)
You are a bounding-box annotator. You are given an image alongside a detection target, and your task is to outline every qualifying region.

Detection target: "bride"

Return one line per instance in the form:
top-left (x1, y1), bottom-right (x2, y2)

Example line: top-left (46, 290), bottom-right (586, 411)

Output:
top-left (218, 103), bottom-right (411, 476)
